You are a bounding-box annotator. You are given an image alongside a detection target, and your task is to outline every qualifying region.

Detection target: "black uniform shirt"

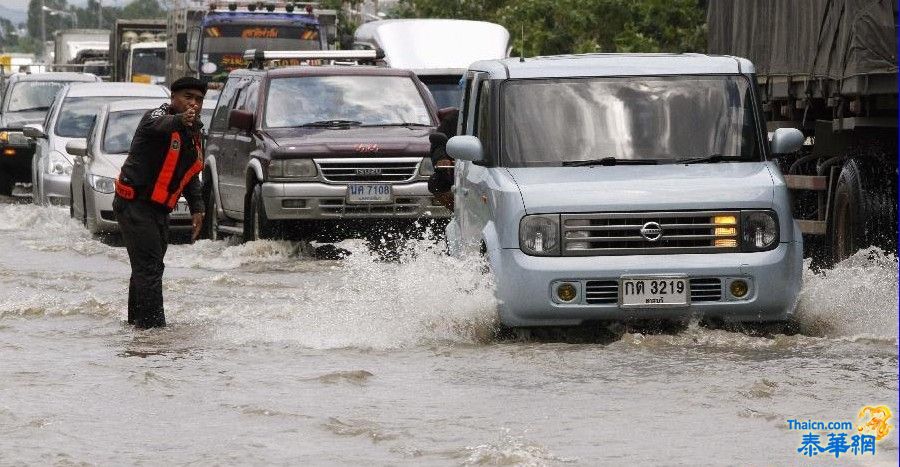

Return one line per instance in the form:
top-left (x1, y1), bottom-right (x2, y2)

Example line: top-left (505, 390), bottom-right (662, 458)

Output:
top-left (119, 104), bottom-right (204, 214)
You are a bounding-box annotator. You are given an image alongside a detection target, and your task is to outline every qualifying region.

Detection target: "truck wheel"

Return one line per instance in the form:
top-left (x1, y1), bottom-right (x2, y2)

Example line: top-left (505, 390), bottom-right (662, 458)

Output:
top-left (243, 183), bottom-right (280, 242)
top-left (828, 158), bottom-right (895, 263)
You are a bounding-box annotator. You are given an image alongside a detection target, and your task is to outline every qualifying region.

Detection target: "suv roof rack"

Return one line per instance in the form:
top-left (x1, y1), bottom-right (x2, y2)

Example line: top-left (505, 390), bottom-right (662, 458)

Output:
top-left (244, 49), bottom-right (384, 68)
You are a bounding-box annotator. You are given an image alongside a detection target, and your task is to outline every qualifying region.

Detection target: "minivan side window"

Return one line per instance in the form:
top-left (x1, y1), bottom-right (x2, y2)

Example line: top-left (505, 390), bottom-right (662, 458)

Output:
top-left (210, 77), bottom-right (241, 132)
top-left (459, 76), bottom-right (475, 135)
top-left (475, 80), bottom-right (492, 159)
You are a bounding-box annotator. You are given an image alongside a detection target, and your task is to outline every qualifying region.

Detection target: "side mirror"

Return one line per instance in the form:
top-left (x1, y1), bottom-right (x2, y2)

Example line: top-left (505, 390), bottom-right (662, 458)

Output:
top-left (437, 107), bottom-right (459, 121)
top-left (228, 109), bottom-right (254, 132)
top-left (65, 140), bottom-right (87, 157)
top-left (176, 33), bottom-right (187, 53)
top-left (447, 135), bottom-right (484, 163)
top-left (22, 123), bottom-right (46, 139)
top-left (770, 128), bottom-right (804, 155)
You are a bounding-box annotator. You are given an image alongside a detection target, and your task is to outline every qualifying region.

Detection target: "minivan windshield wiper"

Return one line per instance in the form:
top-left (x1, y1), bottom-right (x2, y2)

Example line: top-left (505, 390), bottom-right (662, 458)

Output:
top-left (562, 157), bottom-right (659, 167)
top-left (673, 154), bottom-right (725, 164)
top-left (362, 122), bottom-right (432, 127)
top-left (298, 119), bottom-right (362, 128)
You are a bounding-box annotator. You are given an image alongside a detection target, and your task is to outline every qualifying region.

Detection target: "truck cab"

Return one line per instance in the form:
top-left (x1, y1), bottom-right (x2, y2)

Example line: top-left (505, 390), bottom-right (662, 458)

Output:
top-left (202, 50), bottom-right (449, 243)
top-left (352, 19), bottom-right (510, 109)
top-left (447, 54), bottom-right (806, 328)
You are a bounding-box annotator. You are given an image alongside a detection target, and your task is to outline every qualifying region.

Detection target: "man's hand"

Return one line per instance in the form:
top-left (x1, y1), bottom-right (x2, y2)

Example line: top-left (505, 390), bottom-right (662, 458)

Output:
top-left (191, 212), bottom-right (204, 241)
top-left (182, 105), bottom-right (198, 128)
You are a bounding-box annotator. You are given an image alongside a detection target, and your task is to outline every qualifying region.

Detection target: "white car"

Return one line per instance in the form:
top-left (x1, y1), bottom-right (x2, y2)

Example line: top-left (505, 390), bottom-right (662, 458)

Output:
top-left (23, 82), bottom-right (169, 206)
top-left (68, 99), bottom-right (196, 235)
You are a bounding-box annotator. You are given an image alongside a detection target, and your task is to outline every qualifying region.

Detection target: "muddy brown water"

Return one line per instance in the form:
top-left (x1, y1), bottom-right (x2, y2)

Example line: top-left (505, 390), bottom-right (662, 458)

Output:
top-left (0, 203), bottom-right (896, 465)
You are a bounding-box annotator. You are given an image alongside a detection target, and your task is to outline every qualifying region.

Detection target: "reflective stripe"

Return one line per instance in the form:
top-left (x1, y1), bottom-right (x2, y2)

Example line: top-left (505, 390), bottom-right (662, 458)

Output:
top-left (165, 157), bottom-right (203, 209)
top-left (150, 132), bottom-right (181, 205)
top-left (115, 178), bottom-right (135, 200)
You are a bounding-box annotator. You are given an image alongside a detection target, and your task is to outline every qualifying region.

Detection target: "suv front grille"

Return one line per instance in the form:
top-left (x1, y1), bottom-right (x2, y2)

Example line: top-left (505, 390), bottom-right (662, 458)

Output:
top-left (561, 211), bottom-right (741, 256)
top-left (315, 158), bottom-right (421, 183)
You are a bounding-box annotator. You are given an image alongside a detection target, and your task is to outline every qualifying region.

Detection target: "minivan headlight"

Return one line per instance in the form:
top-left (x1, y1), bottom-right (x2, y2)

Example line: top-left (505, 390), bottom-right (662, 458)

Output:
top-left (89, 174), bottom-right (115, 194)
top-left (519, 214), bottom-right (561, 256)
top-left (419, 157), bottom-right (434, 177)
top-left (269, 159), bottom-right (316, 179)
top-left (741, 210), bottom-right (779, 251)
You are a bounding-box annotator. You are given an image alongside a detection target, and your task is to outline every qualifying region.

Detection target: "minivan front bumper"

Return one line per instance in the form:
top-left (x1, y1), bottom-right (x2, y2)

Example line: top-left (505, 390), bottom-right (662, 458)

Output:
top-left (490, 241), bottom-right (803, 327)
top-left (261, 181), bottom-right (451, 220)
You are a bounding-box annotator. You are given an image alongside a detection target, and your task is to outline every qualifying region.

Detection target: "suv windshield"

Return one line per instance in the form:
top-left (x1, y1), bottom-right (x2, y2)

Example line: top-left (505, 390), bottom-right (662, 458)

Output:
top-left (103, 110), bottom-right (146, 154)
top-left (501, 76), bottom-right (762, 167)
top-left (5, 81), bottom-right (66, 112)
top-left (265, 76), bottom-right (432, 128)
top-left (56, 96), bottom-right (129, 138)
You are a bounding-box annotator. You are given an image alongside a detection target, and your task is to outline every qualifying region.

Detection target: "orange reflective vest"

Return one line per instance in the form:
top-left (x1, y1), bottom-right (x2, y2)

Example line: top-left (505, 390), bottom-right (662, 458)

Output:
top-left (148, 131), bottom-right (203, 210)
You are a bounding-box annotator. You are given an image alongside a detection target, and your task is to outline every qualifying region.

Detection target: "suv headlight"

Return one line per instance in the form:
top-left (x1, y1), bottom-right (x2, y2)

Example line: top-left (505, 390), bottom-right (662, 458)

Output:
top-left (89, 174), bottom-right (115, 194)
top-left (741, 210), bottom-right (779, 251)
top-left (519, 214), bottom-right (561, 256)
top-left (269, 159), bottom-right (316, 179)
top-left (48, 152), bottom-right (72, 176)
top-left (419, 157), bottom-right (434, 177)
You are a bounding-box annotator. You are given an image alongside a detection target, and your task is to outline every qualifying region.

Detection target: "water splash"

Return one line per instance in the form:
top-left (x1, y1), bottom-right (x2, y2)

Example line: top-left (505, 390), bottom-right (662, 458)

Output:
top-left (795, 247), bottom-right (898, 340)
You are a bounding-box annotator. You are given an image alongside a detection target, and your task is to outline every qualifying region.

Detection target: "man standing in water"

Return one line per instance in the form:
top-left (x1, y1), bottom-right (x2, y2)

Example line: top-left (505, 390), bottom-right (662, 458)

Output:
top-left (112, 77), bottom-right (206, 328)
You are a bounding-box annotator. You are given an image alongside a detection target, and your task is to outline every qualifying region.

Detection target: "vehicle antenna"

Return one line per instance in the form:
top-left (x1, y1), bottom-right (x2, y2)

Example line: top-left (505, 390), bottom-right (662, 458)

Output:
top-left (519, 24), bottom-right (525, 62)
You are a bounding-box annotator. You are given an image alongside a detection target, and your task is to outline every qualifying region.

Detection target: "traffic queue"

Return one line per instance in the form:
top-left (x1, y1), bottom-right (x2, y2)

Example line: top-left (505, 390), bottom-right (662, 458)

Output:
top-left (0, 9), bottom-right (811, 332)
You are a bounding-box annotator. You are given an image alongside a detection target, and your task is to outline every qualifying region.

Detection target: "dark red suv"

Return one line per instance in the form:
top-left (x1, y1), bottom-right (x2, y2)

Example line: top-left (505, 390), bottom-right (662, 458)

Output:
top-left (202, 56), bottom-right (450, 243)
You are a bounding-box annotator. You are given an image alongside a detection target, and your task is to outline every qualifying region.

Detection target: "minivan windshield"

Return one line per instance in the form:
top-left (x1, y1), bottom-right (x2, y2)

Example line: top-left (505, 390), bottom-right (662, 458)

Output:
top-left (5, 81), bottom-right (66, 112)
top-left (265, 76), bottom-right (433, 128)
top-left (501, 76), bottom-right (762, 167)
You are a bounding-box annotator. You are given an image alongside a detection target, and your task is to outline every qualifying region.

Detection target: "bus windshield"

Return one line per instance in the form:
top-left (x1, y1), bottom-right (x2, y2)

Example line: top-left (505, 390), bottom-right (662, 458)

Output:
top-left (199, 24), bottom-right (320, 80)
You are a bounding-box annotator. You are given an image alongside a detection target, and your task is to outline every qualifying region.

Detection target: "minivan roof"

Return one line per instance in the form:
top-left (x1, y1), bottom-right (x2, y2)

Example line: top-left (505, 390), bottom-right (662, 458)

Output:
top-left (6, 72), bottom-right (99, 82)
top-left (470, 53), bottom-right (755, 79)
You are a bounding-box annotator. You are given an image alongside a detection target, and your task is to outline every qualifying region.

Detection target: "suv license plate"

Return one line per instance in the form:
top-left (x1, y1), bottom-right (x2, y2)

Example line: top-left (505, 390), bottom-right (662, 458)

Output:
top-left (620, 277), bottom-right (689, 308)
top-left (347, 184), bottom-right (392, 204)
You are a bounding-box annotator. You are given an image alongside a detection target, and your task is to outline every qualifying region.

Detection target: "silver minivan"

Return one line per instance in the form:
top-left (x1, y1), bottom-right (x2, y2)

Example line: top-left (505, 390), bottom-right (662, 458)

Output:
top-left (446, 53), bottom-right (805, 328)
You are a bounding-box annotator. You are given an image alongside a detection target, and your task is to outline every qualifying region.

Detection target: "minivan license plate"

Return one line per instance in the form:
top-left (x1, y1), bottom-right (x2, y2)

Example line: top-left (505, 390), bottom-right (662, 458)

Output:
top-left (347, 184), bottom-right (391, 204)
top-left (620, 277), bottom-right (689, 308)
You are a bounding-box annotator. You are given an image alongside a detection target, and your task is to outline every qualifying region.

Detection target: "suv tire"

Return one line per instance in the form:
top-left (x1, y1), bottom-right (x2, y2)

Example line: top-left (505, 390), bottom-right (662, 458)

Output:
top-left (200, 179), bottom-right (218, 241)
top-left (243, 183), bottom-right (280, 242)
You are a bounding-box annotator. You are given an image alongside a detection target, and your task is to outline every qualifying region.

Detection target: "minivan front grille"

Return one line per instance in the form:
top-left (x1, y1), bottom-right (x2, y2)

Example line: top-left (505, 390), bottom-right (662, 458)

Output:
top-left (584, 280), bottom-right (618, 304)
top-left (689, 278), bottom-right (723, 302)
top-left (315, 157), bottom-right (421, 183)
top-left (561, 211), bottom-right (741, 256)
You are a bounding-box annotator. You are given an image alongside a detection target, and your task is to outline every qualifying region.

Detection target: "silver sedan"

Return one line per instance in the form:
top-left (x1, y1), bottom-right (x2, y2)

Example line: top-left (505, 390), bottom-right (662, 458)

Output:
top-left (69, 99), bottom-right (194, 235)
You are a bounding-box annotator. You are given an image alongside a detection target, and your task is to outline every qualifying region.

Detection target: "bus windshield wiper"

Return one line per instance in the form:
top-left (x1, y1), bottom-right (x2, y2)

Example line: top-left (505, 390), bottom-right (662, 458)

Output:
top-left (673, 154), bottom-right (725, 164)
top-left (299, 119), bottom-right (362, 127)
top-left (562, 157), bottom-right (659, 167)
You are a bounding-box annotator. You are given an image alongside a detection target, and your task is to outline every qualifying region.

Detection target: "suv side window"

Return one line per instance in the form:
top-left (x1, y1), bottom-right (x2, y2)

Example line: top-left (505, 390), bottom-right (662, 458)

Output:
top-left (241, 79), bottom-right (260, 113)
top-left (210, 77), bottom-right (241, 132)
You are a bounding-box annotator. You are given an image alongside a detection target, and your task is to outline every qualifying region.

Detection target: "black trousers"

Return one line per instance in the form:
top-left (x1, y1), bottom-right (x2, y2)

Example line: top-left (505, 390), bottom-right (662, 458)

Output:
top-left (113, 196), bottom-right (169, 328)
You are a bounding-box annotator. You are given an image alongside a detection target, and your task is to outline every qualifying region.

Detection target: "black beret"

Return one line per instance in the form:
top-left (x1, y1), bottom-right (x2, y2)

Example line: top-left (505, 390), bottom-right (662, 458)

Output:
top-left (170, 77), bottom-right (207, 94)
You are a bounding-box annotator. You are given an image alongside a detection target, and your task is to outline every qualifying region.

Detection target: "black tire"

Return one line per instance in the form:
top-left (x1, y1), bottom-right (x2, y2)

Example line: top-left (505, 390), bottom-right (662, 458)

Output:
top-left (200, 179), bottom-right (218, 241)
top-left (0, 169), bottom-right (12, 197)
top-left (828, 158), bottom-right (896, 263)
top-left (243, 183), bottom-right (280, 242)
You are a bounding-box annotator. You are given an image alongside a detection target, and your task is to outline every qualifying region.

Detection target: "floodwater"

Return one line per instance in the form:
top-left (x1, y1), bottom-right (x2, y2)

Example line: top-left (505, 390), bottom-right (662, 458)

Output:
top-left (0, 202), bottom-right (897, 465)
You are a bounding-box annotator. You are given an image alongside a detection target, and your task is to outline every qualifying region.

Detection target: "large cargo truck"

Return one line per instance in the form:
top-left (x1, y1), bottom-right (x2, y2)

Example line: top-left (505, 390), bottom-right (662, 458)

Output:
top-left (52, 29), bottom-right (110, 73)
top-left (109, 20), bottom-right (167, 83)
top-left (708, 0), bottom-right (898, 264)
top-left (165, 0), bottom-right (336, 85)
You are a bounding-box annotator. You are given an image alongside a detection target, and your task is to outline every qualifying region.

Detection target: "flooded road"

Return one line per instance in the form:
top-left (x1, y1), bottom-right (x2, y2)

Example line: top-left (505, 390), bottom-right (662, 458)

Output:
top-left (0, 203), bottom-right (896, 465)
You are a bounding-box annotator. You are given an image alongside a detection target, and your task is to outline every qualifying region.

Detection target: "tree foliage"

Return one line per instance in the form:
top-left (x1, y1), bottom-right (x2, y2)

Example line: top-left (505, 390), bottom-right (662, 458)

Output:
top-left (389, 0), bottom-right (707, 56)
